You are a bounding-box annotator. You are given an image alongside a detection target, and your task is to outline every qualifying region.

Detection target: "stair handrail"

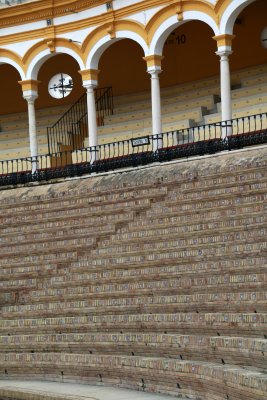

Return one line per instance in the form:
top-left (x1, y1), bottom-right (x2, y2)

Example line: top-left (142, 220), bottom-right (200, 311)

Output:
top-left (47, 86), bottom-right (113, 154)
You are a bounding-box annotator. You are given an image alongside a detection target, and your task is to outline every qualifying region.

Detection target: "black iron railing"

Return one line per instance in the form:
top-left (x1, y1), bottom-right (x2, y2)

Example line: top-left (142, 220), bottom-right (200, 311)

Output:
top-left (1, 112), bottom-right (266, 187)
top-left (47, 87), bottom-right (113, 154)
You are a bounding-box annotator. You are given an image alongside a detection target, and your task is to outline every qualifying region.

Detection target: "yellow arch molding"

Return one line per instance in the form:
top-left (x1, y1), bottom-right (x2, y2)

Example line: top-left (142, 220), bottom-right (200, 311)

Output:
top-left (22, 38), bottom-right (83, 71)
top-left (82, 19), bottom-right (148, 64)
top-left (146, 0), bottom-right (218, 44)
top-left (0, 48), bottom-right (23, 71)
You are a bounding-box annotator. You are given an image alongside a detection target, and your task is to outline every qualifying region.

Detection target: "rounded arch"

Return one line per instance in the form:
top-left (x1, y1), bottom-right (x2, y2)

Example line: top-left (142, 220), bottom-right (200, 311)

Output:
top-left (83, 21), bottom-right (149, 70)
top-left (219, 0), bottom-right (256, 34)
top-left (149, 9), bottom-right (219, 55)
top-left (0, 49), bottom-right (25, 79)
top-left (23, 39), bottom-right (85, 80)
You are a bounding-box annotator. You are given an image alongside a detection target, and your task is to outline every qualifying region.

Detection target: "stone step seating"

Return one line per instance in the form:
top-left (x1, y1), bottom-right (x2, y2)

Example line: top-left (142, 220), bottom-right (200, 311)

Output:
top-left (241, 72), bottom-right (267, 87)
top-left (1, 333), bottom-right (266, 370)
top-left (2, 286), bottom-right (266, 316)
top-left (204, 103), bottom-right (267, 125)
top-left (0, 147), bottom-right (266, 399)
top-left (0, 168), bottom-right (264, 257)
top-left (112, 63), bottom-right (267, 107)
top-left (0, 311), bottom-right (265, 337)
top-left (216, 88), bottom-right (267, 113)
top-left (1, 354), bottom-right (266, 400)
top-left (0, 105), bottom-right (69, 161)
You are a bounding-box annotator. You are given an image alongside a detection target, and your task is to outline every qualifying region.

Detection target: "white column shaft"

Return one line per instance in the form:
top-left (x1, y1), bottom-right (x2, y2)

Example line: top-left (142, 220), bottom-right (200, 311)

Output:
top-left (219, 53), bottom-right (232, 123)
top-left (150, 70), bottom-right (162, 150)
top-left (27, 99), bottom-right (38, 158)
top-left (86, 86), bottom-right (98, 148)
top-left (151, 72), bottom-right (162, 135)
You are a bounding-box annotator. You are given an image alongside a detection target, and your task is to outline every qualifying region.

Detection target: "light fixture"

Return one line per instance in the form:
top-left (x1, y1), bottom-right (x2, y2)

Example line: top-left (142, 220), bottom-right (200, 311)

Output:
top-left (68, 39), bottom-right (81, 44)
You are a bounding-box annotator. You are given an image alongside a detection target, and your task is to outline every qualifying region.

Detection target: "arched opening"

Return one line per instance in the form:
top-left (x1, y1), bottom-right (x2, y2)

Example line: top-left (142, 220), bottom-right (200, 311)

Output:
top-left (0, 64), bottom-right (24, 115)
top-left (35, 53), bottom-right (83, 110)
top-left (98, 39), bottom-right (149, 96)
top-left (231, 0), bottom-right (267, 71)
top-left (160, 20), bottom-right (218, 88)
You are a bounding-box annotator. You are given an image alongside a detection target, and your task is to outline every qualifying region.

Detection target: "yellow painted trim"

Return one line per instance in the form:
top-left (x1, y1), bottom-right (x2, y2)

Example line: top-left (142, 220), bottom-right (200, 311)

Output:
top-left (143, 54), bottom-right (164, 68)
top-left (0, 48), bottom-right (23, 70)
top-left (213, 34), bottom-right (235, 47)
top-left (82, 19), bottom-right (148, 63)
top-left (147, 1), bottom-right (218, 44)
top-left (0, 0), bottom-right (222, 47)
top-left (78, 69), bottom-right (100, 81)
top-left (22, 38), bottom-right (83, 71)
top-left (18, 79), bottom-right (40, 92)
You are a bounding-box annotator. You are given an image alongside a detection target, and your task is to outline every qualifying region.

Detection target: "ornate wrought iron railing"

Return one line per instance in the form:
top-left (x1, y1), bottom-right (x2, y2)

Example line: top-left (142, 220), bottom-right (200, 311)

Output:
top-left (1, 112), bottom-right (266, 187)
top-left (47, 86), bottom-right (113, 154)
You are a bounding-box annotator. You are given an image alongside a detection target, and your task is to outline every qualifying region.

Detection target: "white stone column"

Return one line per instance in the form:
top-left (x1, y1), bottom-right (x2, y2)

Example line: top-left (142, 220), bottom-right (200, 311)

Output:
top-left (149, 69), bottom-right (163, 150)
top-left (79, 69), bottom-right (99, 164)
top-left (144, 55), bottom-right (164, 151)
top-left (213, 35), bottom-right (235, 139)
top-left (84, 84), bottom-right (98, 149)
top-left (19, 80), bottom-right (40, 173)
top-left (217, 50), bottom-right (233, 125)
top-left (23, 92), bottom-right (39, 173)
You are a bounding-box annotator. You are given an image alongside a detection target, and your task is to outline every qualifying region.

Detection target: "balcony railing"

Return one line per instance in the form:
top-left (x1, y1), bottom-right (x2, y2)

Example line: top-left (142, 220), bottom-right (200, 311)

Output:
top-left (0, 112), bottom-right (266, 187)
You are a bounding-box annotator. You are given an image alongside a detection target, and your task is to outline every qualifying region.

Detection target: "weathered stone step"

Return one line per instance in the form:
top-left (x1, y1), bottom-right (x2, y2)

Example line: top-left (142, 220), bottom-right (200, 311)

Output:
top-left (0, 334), bottom-right (265, 370)
top-left (91, 229), bottom-right (266, 258)
top-left (0, 313), bottom-right (266, 337)
top-left (1, 354), bottom-right (267, 400)
top-left (0, 198), bottom-right (152, 226)
top-left (101, 219), bottom-right (267, 248)
top-left (2, 290), bottom-right (265, 319)
top-left (0, 211), bottom-right (133, 237)
top-left (0, 186), bottom-right (167, 216)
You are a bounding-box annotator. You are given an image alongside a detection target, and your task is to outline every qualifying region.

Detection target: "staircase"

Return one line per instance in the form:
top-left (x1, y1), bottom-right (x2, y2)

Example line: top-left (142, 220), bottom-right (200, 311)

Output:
top-left (47, 87), bottom-right (113, 167)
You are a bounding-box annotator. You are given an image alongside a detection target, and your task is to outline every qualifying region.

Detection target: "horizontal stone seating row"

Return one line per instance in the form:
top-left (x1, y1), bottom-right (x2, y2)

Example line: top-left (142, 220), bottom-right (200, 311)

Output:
top-left (2, 290), bottom-right (266, 319)
top-left (0, 211), bottom-right (134, 242)
top-left (205, 103), bottom-right (267, 124)
top-left (242, 72), bottom-right (267, 87)
top-left (231, 82), bottom-right (267, 100)
top-left (1, 333), bottom-right (266, 370)
top-left (0, 312), bottom-right (266, 336)
top-left (0, 197), bottom-right (265, 249)
top-left (216, 92), bottom-right (267, 113)
top-left (14, 269), bottom-right (265, 302)
top-left (1, 354), bottom-right (267, 399)
top-left (0, 197), bottom-right (153, 227)
top-left (0, 246), bottom-right (264, 287)
top-left (0, 185), bottom-right (167, 215)
top-left (0, 222), bottom-right (116, 246)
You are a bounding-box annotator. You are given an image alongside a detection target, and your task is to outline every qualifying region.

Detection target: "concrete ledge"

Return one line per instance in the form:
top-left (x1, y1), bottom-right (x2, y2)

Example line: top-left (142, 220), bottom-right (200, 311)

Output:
top-left (0, 381), bottom-right (181, 400)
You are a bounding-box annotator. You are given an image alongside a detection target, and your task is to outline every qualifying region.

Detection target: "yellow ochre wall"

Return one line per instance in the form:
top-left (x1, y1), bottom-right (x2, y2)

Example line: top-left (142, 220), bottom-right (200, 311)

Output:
top-left (0, 0), bottom-right (266, 116)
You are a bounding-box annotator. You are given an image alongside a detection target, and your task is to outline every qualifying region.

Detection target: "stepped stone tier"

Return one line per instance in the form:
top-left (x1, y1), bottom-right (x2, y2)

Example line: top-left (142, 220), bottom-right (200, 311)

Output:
top-left (0, 145), bottom-right (267, 400)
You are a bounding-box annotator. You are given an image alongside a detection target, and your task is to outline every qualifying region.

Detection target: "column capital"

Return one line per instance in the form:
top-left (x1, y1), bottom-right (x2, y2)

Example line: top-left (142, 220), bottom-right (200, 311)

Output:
top-left (79, 69), bottom-right (99, 88)
top-left (213, 34), bottom-right (235, 54)
top-left (213, 34), bottom-right (235, 47)
top-left (19, 79), bottom-right (40, 92)
top-left (216, 49), bottom-right (233, 59)
top-left (22, 92), bottom-right (38, 102)
top-left (143, 54), bottom-right (164, 74)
